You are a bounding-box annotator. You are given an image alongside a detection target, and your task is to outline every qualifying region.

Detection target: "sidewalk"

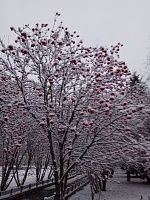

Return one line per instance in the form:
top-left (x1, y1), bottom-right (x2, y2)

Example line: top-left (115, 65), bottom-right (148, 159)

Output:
top-left (69, 169), bottom-right (150, 200)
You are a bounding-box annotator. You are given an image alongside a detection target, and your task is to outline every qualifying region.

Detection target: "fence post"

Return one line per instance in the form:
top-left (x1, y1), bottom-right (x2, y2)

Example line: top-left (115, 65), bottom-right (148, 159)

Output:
top-left (20, 185), bottom-right (23, 192)
top-left (67, 187), bottom-right (69, 194)
top-left (29, 184), bottom-right (31, 190)
top-left (74, 182), bottom-right (76, 189)
top-left (10, 189), bottom-right (13, 196)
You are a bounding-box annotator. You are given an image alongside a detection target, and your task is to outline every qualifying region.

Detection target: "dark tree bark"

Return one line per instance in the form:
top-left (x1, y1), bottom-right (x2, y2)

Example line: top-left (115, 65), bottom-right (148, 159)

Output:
top-left (127, 170), bottom-right (131, 181)
top-left (102, 178), bottom-right (107, 191)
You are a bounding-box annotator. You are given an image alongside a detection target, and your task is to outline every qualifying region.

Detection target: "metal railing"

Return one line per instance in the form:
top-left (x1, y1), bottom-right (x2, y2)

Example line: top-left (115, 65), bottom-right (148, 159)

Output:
top-left (45, 175), bottom-right (89, 200)
top-left (0, 171), bottom-right (79, 199)
top-left (65, 175), bottom-right (89, 198)
top-left (0, 178), bottom-right (54, 199)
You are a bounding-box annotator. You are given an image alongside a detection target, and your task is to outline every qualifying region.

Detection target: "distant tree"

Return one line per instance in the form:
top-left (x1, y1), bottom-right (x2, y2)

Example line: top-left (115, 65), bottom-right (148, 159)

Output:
top-left (120, 72), bottom-right (150, 181)
top-left (130, 72), bottom-right (141, 86)
top-left (145, 46), bottom-right (150, 86)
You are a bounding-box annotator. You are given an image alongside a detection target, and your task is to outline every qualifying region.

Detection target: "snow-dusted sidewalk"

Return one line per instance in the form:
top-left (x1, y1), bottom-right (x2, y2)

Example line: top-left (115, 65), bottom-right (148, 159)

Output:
top-left (69, 169), bottom-right (150, 200)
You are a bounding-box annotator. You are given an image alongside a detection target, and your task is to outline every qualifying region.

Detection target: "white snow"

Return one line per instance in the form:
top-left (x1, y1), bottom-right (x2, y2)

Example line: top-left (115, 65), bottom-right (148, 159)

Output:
top-left (0, 166), bottom-right (52, 190)
top-left (69, 169), bottom-right (150, 200)
top-left (1, 167), bottom-right (150, 200)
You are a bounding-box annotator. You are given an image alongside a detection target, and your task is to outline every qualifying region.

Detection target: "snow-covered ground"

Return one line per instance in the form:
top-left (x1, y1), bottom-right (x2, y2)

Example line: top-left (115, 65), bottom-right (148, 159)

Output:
top-left (0, 166), bottom-right (52, 190)
top-left (1, 167), bottom-right (150, 200)
top-left (69, 169), bottom-right (150, 200)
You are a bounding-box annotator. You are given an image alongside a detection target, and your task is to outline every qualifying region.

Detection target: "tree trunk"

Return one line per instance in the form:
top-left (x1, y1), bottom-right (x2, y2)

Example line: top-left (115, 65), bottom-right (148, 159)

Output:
top-left (54, 182), bottom-right (61, 200)
top-left (127, 170), bottom-right (130, 181)
top-left (47, 130), bottom-right (60, 199)
top-left (102, 178), bottom-right (107, 191)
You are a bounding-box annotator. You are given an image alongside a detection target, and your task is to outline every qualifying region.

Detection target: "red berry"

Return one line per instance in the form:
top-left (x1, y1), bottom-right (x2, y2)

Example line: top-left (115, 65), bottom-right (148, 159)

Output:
top-left (31, 44), bottom-right (35, 47)
top-left (8, 45), bottom-right (13, 50)
top-left (57, 57), bottom-right (61, 61)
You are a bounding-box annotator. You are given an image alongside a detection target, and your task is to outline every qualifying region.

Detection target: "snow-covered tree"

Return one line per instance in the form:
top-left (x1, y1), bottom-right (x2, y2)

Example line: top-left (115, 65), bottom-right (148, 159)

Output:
top-left (0, 13), bottom-right (141, 200)
top-left (0, 70), bottom-right (52, 190)
top-left (119, 73), bottom-right (150, 181)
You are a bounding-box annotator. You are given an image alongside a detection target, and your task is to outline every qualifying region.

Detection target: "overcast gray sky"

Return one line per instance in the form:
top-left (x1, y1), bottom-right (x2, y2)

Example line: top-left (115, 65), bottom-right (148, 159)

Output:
top-left (0, 0), bottom-right (150, 76)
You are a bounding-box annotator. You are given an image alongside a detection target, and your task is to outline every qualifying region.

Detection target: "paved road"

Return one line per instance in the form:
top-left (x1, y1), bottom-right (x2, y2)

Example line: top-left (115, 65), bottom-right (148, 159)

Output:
top-left (70, 169), bottom-right (150, 200)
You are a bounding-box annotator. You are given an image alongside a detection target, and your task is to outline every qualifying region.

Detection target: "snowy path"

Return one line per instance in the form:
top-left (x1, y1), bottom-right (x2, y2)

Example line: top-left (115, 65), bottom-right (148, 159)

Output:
top-left (69, 169), bottom-right (150, 200)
